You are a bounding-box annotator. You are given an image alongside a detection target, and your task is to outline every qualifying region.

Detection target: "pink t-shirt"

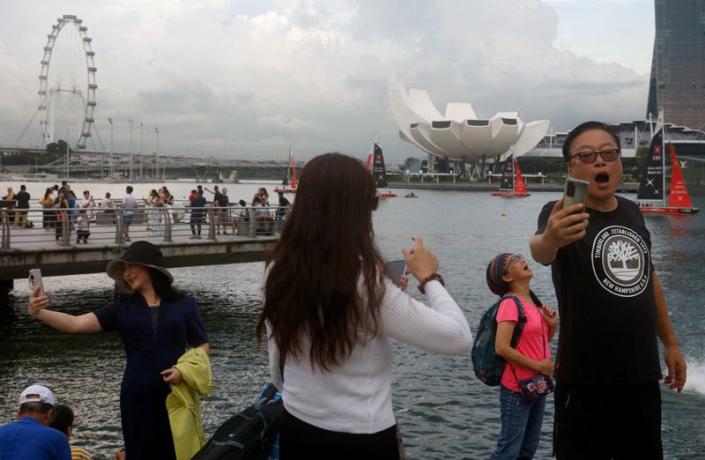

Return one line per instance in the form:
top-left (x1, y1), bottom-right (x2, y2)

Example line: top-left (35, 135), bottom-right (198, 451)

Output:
top-left (496, 297), bottom-right (551, 392)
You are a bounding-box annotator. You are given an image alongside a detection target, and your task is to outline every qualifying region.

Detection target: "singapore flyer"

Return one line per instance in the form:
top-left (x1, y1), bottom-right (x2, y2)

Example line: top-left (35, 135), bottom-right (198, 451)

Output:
top-left (34, 14), bottom-right (98, 150)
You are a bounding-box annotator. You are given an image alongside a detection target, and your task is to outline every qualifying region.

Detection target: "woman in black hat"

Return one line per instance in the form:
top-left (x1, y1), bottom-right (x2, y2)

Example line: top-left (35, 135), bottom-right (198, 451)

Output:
top-left (27, 240), bottom-right (209, 460)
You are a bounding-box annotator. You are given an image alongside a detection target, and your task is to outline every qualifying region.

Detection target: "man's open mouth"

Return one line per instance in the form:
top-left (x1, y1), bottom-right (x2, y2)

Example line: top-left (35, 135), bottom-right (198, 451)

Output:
top-left (595, 172), bottom-right (610, 183)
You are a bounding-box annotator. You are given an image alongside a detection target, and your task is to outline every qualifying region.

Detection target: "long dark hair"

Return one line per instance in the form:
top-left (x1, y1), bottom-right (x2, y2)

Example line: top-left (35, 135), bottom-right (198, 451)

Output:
top-left (257, 153), bottom-right (385, 371)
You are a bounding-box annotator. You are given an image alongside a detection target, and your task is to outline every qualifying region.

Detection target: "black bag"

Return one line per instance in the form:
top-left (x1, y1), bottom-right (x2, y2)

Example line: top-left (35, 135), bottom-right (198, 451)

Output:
top-left (192, 384), bottom-right (284, 460)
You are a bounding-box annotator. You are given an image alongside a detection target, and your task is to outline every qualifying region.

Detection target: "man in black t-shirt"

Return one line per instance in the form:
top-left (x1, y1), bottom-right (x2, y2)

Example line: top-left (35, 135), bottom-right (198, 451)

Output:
top-left (530, 121), bottom-right (686, 459)
top-left (14, 184), bottom-right (31, 227)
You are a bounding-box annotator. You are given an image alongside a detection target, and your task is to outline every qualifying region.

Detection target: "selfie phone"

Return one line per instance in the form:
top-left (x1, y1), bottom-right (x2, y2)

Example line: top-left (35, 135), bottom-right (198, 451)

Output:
top-left (385, 260), bottom-right (407, 287)
top-left (563, 177), bottom-right (589, 208)
top-left (28, 268), bottom-right (44, 295)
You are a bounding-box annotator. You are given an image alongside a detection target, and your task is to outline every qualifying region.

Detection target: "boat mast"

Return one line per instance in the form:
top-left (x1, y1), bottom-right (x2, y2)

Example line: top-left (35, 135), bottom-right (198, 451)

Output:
top-left (661, 110), bottom-right (667, 207)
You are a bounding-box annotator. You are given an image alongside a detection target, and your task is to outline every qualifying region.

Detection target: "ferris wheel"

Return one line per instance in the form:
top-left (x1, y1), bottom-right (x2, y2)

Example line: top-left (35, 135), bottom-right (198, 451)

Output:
top-left (37, 14), bottom-right (97, 149)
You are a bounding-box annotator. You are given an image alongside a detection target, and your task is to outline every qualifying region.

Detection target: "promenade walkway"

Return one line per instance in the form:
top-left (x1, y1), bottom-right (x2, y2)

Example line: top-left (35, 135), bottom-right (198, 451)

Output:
top-left (0, 205), bottom-right (283, 315)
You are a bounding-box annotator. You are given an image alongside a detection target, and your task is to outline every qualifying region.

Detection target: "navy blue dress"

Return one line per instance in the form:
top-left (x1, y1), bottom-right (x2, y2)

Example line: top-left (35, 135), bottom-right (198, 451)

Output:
top-left (94, 294), bottom-right (209, 460)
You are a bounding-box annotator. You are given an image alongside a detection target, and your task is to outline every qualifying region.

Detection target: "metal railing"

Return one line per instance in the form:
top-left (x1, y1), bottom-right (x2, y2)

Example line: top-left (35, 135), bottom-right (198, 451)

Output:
top-left (0, 204), bottom-right (289, 251)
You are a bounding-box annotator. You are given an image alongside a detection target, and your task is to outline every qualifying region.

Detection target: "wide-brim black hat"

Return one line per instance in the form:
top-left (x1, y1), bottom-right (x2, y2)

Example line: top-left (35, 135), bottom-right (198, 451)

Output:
top-left (106, 241), bottom-right (173, 293)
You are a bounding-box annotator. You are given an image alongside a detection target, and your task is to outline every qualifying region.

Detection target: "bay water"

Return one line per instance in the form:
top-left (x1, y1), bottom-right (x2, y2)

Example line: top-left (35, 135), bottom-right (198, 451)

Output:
top-left (1, 181), bottom-right (704, 459)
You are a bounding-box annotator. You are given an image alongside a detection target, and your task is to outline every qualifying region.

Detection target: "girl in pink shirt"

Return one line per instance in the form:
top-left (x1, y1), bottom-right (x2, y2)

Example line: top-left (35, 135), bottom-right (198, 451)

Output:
top-left (487, 253), bottom-right (558, 460)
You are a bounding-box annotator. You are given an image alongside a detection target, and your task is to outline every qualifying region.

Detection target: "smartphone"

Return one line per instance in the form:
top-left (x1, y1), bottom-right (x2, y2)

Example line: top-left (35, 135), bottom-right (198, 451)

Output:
top-left (28, 268), bottom-right (44, 295)
top-left (563, 177), bottom-right (589, 208)
top-left (385, 260), bottom-right (407, 287)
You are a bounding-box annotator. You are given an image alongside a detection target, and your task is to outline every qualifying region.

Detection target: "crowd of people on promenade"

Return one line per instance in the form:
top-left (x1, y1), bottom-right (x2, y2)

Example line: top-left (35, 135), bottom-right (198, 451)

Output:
top-left (0, 181), bottom-right (291, 244)
top-left (0, 121), bottom-right (689, 460)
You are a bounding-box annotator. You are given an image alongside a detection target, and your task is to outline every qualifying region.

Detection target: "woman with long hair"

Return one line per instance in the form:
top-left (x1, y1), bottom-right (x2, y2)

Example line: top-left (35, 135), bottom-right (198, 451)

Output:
top-left (40, 187), bottom-right (55, 230)
top-left (28, 241), bottom-right (209, 459)
top-left (257, 153), bottom-right (472, 458)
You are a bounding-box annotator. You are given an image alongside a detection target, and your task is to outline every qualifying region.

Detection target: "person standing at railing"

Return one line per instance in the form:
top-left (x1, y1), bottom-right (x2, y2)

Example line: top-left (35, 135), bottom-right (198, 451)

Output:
top-left (54, 195), bottom-right (69, 242)
top-left (40, 188), bottom-right (55, 230)
top-left (101, 192), bottom-right (117, 225)
top-left (2, 187), bottom-right (16, 225)
top-left (67, 191), bottom-right (78, 228)
top-left (212, 186), bottom-right (229, 235)
top-left (14, 184), bottom-right (31, 228)
top-left (79, 190), bottom-right (96, 222)
top-left (145, 189), bottom-right (163, 237)
top-left (121, 186), bottom-right (137, 242)
top-left (189, 190), bottom-right (207, 239)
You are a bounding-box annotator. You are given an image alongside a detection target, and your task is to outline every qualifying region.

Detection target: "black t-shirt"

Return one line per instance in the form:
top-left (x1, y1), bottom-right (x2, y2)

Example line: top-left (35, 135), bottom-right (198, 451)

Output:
top-left (536, 195), bottom-right (661, 384)
top-left (15, 191), bottom-right (30, 208)
top-left (213, 192), bottom-right (228, 207)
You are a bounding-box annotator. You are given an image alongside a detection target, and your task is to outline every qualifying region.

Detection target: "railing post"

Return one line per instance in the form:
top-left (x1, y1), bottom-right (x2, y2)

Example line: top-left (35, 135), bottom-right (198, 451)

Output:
top-left (0, 210), bottom-right (10, 250)
top-left (248, 208), bottom-right (256, 237)
top-left (162, 208), bottom-right (172, 242)
top-left (207, 208), bottom-right (216, 241)
top-left (115, 209), bottom-right (124, 244)
top-left (60, 211), bottom-right (71, 247)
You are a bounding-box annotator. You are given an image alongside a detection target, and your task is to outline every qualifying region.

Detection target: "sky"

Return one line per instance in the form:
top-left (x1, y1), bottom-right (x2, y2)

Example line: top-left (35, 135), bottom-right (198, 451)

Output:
top-left (0, 0), bottom-right (655, 162)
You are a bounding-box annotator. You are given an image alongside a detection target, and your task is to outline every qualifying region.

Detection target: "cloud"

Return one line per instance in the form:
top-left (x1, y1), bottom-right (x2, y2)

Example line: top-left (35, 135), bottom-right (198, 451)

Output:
top-left (0, 0), bottom-right (649, 162)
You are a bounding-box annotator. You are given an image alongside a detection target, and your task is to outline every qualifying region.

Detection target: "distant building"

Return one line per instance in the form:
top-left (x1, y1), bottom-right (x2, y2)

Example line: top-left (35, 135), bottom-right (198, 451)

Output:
top-left (647, 0), bottom-right (705, 130)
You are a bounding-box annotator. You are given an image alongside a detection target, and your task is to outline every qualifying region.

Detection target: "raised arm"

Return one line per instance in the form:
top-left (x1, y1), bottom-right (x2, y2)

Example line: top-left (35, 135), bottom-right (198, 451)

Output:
top-left (27, 287), bottom-right (102, 333)
top-left (530, 200), bottom-right (589, 265)
top-left (380, 236), bottom-right (471, 354)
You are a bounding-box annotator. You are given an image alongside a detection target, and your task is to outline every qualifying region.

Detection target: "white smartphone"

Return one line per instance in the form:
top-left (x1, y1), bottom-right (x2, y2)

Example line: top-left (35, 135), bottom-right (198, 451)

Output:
top-left (28, 268), bottom-right (44, 295)
top-left (385, 260), bottom-right (407, 287)
top-left (563, 177), bottom-right (589, 208)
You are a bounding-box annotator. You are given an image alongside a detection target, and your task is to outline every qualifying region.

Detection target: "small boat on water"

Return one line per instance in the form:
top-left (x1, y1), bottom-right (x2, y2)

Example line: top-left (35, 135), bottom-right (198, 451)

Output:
top-left (404, 192), bottom-right (418, 198)
top-left (274, 149), bottom-right (297, 194)
top-left (637, 119), bottom-right (699, 215)
top-left (491, 154), bottom-right (530, 198)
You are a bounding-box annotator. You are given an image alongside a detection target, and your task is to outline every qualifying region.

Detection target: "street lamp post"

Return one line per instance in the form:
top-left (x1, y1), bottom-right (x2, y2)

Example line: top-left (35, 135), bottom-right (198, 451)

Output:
top-left (155, 126), bottom-right (160, 180)
top-left (108, 118), bottom-right (114, 178)
top-left (140, 122), bottom-right (144, 179)
top-left (128, 119), bottom-right (134, 181)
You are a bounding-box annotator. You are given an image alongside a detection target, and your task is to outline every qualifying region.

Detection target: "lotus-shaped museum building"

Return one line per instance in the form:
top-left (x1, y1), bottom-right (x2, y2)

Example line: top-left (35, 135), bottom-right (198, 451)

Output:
top-left (389, 74), bottom-right (550, 162)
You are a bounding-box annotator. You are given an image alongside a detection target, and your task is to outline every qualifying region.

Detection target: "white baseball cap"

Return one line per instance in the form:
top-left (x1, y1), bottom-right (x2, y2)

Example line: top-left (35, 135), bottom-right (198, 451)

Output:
top-left (19, 384), bottom-right (55, 406)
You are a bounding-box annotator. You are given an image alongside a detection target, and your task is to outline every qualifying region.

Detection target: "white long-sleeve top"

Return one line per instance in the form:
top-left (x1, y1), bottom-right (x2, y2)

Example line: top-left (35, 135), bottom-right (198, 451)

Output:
top-left (266, 277), bottom-right (472, 434)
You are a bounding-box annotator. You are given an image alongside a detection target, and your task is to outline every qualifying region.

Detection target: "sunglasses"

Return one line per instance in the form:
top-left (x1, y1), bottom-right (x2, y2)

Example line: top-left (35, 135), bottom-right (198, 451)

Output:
top-left (569, 149), bottom-right (620, 164)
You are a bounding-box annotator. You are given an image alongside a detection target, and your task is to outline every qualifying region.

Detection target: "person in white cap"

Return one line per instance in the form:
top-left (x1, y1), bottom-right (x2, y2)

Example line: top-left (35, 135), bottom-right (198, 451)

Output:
top-left (0, 384), bottom-right (71, 460)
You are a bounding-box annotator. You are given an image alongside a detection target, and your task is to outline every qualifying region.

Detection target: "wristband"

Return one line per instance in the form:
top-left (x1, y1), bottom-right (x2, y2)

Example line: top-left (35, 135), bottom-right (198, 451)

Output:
top-left (418, 273), bottom-right (445, 294)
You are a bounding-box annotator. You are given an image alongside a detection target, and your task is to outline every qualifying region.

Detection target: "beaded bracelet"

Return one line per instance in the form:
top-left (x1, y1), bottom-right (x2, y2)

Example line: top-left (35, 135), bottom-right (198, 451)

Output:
top-left (418, 273), bottom-right (445, 294)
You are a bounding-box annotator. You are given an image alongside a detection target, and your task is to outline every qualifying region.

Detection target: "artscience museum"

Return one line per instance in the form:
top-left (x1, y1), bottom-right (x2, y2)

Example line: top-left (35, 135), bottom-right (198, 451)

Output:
top-left (388, 74), bottom-right (550, 165)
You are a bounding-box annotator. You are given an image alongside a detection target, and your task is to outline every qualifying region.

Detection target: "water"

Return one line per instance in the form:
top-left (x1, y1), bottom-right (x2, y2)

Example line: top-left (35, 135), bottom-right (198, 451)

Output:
top-left (1, 183), bottom-right (704, 459)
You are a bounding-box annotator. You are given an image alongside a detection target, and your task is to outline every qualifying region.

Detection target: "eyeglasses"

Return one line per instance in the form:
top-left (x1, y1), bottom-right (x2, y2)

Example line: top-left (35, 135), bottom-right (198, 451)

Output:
top-left (570, 149), bottom-right (620, 164)
top-left (502, 254), bottom-right (524, 272)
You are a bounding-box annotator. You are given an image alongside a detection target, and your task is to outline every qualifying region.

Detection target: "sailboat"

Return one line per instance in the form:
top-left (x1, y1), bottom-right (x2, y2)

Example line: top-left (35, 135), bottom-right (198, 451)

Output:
top-left (637, 125), bottom-right (698, 215)
top-left (274, 150), bottom-right (297, 194)
top-left (367, 143), bottom-right (397, 198)
top-left (491, 155), bottom-right (530, 198)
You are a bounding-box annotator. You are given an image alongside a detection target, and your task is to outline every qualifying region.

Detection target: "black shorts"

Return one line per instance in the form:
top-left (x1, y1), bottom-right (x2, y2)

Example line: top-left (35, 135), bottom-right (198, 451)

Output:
top-left (280, 409), bottom-right (401, 460)
top-left (554, 381), bottom-right (663, 460)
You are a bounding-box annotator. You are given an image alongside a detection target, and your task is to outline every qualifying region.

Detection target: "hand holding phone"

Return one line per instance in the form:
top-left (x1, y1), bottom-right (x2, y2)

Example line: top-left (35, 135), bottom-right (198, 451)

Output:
top-left (28, 268), bottom-right (44, 296)
top-left (385, 260), bottom-right (407, 287)
top-left (563, 177), bottom-right (589, 209)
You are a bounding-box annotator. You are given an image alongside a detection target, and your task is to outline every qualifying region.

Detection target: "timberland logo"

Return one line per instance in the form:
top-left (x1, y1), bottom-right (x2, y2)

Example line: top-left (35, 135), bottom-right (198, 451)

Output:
top-left (591, 225), bottom-right (650, 298)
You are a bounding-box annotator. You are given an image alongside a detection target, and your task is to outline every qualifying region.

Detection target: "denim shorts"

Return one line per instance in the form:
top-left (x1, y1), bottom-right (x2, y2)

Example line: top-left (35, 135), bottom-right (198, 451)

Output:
top-left (122, 214), bottom-right (134, 225)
